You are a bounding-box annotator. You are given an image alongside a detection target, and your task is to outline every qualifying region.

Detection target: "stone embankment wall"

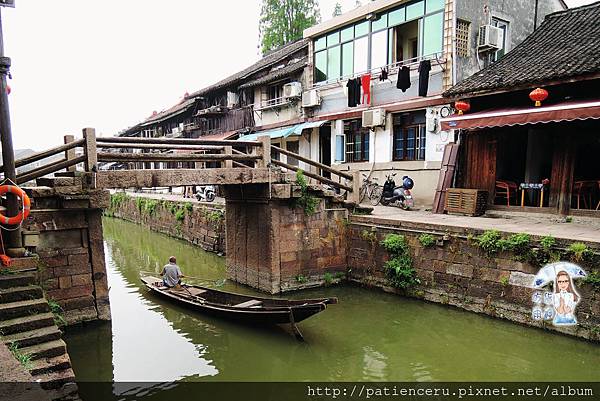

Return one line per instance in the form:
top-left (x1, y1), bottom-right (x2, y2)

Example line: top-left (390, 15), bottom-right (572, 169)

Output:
top-left (24, 175), bottom-right (111, 325)
top-left (347, 216), bottom-right (600, 342)
top-left (107, 193), bottom-right (226, 254)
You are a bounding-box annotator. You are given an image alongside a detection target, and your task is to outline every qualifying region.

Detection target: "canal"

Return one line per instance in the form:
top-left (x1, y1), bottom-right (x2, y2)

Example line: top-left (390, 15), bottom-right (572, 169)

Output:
top-left (64, 218), bottom-right (600, 399)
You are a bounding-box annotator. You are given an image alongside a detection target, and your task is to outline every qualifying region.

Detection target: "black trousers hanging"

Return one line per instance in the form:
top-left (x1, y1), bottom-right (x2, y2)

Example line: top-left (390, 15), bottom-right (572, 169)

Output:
top-left (418, 60), bottom-right (431, 97)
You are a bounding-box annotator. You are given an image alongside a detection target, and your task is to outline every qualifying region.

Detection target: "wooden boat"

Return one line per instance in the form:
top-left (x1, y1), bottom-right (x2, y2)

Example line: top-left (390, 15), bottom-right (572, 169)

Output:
top-left (140, 276), bottom-right (337, 340)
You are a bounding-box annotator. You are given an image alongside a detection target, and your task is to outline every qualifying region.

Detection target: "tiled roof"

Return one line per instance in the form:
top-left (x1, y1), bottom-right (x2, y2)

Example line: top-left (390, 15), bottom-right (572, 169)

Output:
top-left (140, 97), bottom-right (196, 126)
top-left (238, 57), bottom-right (308, 89)
top-left (444, 2), bottom-right (600, 98)
top-left (188, 39), bottom-right (309, 97)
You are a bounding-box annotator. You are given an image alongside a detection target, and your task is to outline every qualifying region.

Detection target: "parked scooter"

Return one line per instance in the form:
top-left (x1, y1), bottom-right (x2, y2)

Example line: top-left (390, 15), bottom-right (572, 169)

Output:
top-left (380, 174), bottom-right (414, 210)
top-left (195, 185), bottom-right (216, 202)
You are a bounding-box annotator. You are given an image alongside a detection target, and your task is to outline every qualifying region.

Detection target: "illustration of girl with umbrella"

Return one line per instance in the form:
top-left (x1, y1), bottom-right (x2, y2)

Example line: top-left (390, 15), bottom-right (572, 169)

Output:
top-left (553, 270), bottom-right (580, 325)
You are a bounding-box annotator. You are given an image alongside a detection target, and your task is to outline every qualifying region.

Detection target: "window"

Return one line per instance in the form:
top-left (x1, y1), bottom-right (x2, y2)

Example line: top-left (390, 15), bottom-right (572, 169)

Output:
top-left (286, 141), bottom-right (300, 166)
top-left (267, 84), bottom-right (283, 101)
top-left (344, 120), bottom-right (369, 163)
top-left (335, 134), bottom-right (345, 162)
top-left (456, 19), bottom-right (470, 58)
top-left (392, 111), bottom-right (426, 161)
top-left (491, 17), bottom-right (509, 61)
top-left (313, 0), bottom-right (445, 83)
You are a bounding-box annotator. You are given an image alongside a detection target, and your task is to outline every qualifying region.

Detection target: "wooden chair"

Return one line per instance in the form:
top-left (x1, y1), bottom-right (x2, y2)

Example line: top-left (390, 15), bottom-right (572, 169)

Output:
top-left (572, 181), bottom-right (595, 209)
top-left (495, 180), bottom-right (518, 206)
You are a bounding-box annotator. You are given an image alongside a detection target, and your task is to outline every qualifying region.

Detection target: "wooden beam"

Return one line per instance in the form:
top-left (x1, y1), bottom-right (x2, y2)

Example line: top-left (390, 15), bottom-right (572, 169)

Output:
top-left (96, 168), bottom-right (285, 189)
top-left (271, 145), bottom-right (353, 180)
top-left (97, 136), bottom-right (261, 148)
top-left (83, 128), bottom-right (97, 173)
top-left (64, 135), bottom-right (76, 172)
top-left (97, 143), bottom-right (225, 151)
top-left (271, 159), bottom-right (353, 192)
top-left (97, 152), bottom-right (260, 162)
top-left (0, 138), bottom-right (84, 171)
top-left (16, 156), bottom-right (86, 184)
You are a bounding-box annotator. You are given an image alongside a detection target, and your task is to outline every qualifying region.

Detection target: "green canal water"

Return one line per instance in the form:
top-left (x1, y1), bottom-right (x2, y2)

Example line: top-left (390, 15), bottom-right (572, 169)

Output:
top-left (64, 218), bottom-right (600, 398)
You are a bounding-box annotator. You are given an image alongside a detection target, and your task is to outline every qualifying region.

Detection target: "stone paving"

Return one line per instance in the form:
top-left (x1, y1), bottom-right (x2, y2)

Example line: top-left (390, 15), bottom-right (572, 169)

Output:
top-left (364, 206), bottom-right (600, 244)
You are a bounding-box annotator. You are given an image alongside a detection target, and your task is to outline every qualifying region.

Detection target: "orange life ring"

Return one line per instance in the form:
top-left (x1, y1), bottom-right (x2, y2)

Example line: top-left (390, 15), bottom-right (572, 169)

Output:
top-left (0, 185), bottom-right (31, 225)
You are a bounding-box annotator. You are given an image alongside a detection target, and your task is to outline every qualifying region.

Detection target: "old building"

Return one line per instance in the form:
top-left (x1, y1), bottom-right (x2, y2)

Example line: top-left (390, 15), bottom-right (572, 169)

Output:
top-left (441, 2), bottom-right (600, 217)
top-left (292, 0), bottom-right (565, 206)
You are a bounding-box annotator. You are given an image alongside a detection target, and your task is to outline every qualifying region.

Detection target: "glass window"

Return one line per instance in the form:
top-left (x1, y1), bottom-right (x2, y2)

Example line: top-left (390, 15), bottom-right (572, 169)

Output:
top-left (426, 0), bottom-right (445, 13)
top-left (491, 17), bottom-right (509, 61)
top-left (341, 26), bottom-right (354, 42)
top-left (342, 42), bottom-right (354, 77)
top-left (354, 36), bottom-right (369, 74)
top-left (335, 135), bottom-right (345, 162)
top-left (315, 50), bottom-right (327, 82)
top-left (406, 1), bottom-right (425, 20)
top-left (423, 12), bottom-right (444, 55)
top-left (388, 7), bottom-right (405, 26)
top-left (315, 36), bottom-right (326, 51)
top-left (327, 31), bottom-right (340, 47)
top-left (355, 20), bottom-right (369, 37)
top-left (286, 141), bottom-right (300, 166)
top-left (371, 13), bottom-right (388, 32)
top-left (371, 30), bottom-right (388, 70)
top-left (345, 120), bottom-right (369, 163)
top-left (327, 45), bottom-right (341, 80)
top-left (392, 111), bottom-right (426, 161)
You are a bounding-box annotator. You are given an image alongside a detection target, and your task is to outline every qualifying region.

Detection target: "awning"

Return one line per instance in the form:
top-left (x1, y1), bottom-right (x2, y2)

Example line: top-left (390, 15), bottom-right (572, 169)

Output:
top-left (440, 100), bottom-right (600, 131)
top-left (238, 121), bottom-right (329, 141)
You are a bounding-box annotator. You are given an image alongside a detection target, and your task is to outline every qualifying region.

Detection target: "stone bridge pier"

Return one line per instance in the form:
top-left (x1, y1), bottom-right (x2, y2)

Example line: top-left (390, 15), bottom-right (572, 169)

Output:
top-left (223, 183), bottom-right (349, 294)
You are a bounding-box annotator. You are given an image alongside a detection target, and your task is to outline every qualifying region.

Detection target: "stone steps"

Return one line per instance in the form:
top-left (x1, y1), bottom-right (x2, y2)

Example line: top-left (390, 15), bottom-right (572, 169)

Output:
top-left (0, 312), bottom-right (55, 335)
top-left (29, 354), bottom-right (72, 376)
top-left (0, 285), bottom-right (44, 304)
top-left (20, 339), bottom-right (67, 361)
top-left (3, 325), bottom-right (63, 348)
top-left (33, 367), bottom-right (77, 390)
top-left (0, 272), bottom-right (37, 289)
top-left (0, 298), bottom-right (50, 320)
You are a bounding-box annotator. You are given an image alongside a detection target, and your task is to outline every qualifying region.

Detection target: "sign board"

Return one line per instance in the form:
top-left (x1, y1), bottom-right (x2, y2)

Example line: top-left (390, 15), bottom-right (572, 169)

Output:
top-left (0, 0), bottom-right (15, 8)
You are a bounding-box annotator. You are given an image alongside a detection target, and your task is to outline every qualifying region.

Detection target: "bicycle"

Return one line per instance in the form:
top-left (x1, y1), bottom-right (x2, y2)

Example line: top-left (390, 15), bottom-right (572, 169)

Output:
top-left (359, 174), bottom-right (383, 206)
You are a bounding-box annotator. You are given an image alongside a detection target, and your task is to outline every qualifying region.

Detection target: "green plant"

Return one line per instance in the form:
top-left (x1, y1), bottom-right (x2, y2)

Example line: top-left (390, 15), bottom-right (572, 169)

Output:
top-left (498, 233), bottom-right (531, 260)
top-left (109, 192), bottom-right (128, 211)
top-left (418, 234), bottom-right (436, 248)
top-left (380, 234), bottom-right (419, 289)
top-left (293, 170), bottom-right (320, 216)
top-left (48, 299), bottom-right (67, 327)
top-left (207, 210), bottom-right (224, 224)
top-left (295, 274), bottom-right (308, 284)
top-left (143, 199), bottom-right (159, 216)
top-left (500, 276), bottom-right (509, 286)
top-left (135, 196), bottom-right (144, 212)
top-left (540, 235), bottom-right (555, 251)
top-left (175, 209), bottom-right (186, 222)
top-left (323, 272), bottom-right (333, 285)
top-left (334, 272), bottom-right (345, 279)
top-left (565, 216), bottom-right (573, 223)
top-left (7, 342), bottom-right (33, 370)
top-left (583, 270), bottom-right (600, 289)
top-left (185, 202), bottom-right (194, 213)
top-left (568, 242), bottom-right (590, 263)
top-left (361, 229), bottom-right (377, 245)
top-left (474, 230), bottom-right (503, 255)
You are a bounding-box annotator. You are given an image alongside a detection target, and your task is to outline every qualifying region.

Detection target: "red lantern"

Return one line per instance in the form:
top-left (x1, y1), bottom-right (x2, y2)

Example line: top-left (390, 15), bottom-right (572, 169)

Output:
top-left (529, 88), bottom-right (548, 107)
top-left (455, 100), bottom-right (470, 115)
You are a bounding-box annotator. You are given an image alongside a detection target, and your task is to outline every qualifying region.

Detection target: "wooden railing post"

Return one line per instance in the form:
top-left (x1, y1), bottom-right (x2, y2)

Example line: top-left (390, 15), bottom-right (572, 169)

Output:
top-left (82, 128), bottom-right (97, 173)
top-left (348, 170), bottom-right (361, 204)
top-left (256, 135), bottom-right (271, 168)
top-left (224, 146), bottom-right (233, 168)
top-left (64, 135), bottom-right (76, 172)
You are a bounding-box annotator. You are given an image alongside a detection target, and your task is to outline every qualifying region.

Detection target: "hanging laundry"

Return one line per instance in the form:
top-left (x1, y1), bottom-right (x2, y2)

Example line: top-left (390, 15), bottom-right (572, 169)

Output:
top-left (396, 66), bottom-right (411, 92)
top-left (346, 79), bottom-right (356, 108)
top-left (354, 77), bottom-right (362, 106)
top-left (361, 74), bottom-right (371, 105)
top-left (380, 67), bottom-right (389, 82)
top-left (418, 60), bottom-right (432, 97)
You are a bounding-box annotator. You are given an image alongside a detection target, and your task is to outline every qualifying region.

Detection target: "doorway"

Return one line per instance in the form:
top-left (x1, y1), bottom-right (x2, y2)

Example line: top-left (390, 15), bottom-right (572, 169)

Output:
top-left (319, 125), bottom-right (332, 179)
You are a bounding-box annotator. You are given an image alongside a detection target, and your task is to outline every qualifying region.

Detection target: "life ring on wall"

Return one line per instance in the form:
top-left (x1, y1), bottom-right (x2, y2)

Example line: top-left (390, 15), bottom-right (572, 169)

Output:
top-left (0, 185), bottom-right (31, 225)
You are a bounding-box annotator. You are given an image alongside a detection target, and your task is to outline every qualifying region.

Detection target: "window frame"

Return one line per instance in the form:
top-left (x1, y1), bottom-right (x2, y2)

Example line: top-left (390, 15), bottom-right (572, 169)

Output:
top-left (392, 113), bottom-right (427, 162)
top-left (491, 17), bottom-right (509, 61)
top-left (344, 119), bottom-right (370, 163)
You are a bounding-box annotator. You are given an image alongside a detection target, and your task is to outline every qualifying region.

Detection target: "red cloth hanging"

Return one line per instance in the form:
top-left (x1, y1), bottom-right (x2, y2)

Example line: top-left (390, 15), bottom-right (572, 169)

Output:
top-left (361, 74), bottom-right (371, 105)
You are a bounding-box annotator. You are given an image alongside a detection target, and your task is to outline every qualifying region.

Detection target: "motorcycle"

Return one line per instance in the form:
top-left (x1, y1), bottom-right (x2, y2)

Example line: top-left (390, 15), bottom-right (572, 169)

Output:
top-left (380, 174), bottom-right (414, 210)
top-left (195, 185), bottom-right (216, 202)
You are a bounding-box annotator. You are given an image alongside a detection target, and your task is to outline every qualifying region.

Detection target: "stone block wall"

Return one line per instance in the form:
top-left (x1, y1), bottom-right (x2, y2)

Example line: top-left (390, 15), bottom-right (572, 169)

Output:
top-left (108, 194), bottom-right (225, 254)
top-left (24, 178), bottom-right (111, 325)
top-left (224, 184), bottom-right (348, 294)
top-left (347, 219), bottom-right (600, 342)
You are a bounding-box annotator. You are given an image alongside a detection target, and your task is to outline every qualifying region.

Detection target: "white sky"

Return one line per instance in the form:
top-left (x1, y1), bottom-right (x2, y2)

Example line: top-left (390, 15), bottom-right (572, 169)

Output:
top-left (0, 0), bottom-right (594, 150)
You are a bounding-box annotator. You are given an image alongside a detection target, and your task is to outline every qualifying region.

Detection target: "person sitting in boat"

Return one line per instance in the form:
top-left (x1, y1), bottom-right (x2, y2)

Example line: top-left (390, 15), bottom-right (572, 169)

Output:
top-left (161, 256), bottom-right (185, 288)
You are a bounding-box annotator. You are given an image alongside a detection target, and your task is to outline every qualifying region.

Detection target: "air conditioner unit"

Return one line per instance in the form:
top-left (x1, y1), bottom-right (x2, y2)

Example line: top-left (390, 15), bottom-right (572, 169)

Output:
top-left (227, 91), bottom-right (239, 108)
top-left (478, 25), bottom-right (503, 52)
top-left (302, 89), bottom-right (321, 108)
top-left (362, 109), bottom-right (386, 128)
top-left (283, 82), bottom-right (302, 99)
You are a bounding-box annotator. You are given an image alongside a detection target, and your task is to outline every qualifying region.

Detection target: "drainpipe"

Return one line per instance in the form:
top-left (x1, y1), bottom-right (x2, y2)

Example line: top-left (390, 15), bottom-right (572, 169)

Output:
top-left (534, 0), bottom-right (539, 30)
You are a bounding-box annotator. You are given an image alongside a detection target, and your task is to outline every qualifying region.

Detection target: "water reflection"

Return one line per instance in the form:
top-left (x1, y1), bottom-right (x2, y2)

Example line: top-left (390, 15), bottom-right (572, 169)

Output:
top-left (64, 218), bottom-right (600, 393)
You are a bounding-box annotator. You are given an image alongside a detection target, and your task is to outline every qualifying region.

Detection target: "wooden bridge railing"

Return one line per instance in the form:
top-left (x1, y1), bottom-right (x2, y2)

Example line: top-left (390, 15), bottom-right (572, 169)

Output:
top-left (4, 128), bottom-right (360, 203)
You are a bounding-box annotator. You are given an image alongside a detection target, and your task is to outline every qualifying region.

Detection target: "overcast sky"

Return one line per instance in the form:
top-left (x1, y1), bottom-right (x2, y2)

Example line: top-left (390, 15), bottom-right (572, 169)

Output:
top-left (0, 0), bottom-right (595, 150)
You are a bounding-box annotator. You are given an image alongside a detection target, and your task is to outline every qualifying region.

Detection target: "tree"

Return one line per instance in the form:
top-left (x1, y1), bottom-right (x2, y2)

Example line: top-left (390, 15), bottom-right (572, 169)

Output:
top-left (259, 0), bottom-right (321, 54)
top-left (332, 2), bottom-right (342, 17)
